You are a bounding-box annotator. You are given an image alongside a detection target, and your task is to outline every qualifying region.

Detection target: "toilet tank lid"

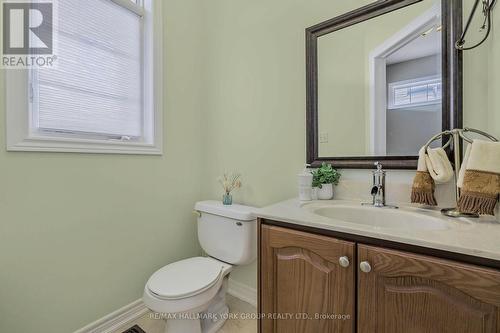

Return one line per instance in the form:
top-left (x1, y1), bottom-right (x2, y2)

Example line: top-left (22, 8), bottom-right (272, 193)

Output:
top-left (195, 200), bottom-right (256, 221)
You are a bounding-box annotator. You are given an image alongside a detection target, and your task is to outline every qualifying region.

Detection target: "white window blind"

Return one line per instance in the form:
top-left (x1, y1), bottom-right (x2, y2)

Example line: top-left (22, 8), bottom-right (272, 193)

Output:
top-left (34, 0), bottom-right (144, 139)
top-left (388, 76), bottom-right (442, 110)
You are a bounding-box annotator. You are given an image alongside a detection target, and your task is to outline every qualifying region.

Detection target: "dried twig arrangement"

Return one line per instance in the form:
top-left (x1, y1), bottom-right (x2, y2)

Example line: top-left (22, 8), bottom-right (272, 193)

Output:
top-left (219, 173), bottom-right (242, 195)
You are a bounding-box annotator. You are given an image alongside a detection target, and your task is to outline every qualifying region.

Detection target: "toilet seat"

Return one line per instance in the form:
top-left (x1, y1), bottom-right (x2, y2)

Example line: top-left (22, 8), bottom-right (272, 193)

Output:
top-left (147, 257), bottom-right (225, 300)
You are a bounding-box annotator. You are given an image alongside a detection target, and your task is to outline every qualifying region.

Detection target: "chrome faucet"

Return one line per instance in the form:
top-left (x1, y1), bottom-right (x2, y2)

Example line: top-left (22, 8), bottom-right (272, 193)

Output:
top-left (371, 162), bottom-right (386, 207)
top-left (363, 162), bottom-right (398, 208)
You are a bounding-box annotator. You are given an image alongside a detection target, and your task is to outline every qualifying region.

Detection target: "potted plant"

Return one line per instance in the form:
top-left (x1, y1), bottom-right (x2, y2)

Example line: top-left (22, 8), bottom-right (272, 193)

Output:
top-left (218, 173), bottom-right (242, 205)
top-left (312, 163), bottom-right (341, 200)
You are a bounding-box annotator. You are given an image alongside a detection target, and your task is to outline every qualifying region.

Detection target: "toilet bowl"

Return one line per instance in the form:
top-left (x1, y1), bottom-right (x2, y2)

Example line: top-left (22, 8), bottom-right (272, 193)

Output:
top-left (142, 201), bottom-right (257, 333)
top-left (143, 257), bottom-right (233, 333)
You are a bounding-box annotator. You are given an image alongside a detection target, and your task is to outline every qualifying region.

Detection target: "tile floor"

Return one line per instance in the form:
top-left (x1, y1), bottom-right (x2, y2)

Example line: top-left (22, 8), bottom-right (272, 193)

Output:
top-left (113, 295), bottom-right (257, 333)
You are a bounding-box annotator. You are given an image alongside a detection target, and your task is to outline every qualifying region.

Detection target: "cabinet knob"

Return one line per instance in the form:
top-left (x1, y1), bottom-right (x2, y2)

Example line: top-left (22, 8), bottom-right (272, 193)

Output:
top-left (360, 261), bottom-right (372, 273)
top-left (339, 256), bottom-right (350, 268)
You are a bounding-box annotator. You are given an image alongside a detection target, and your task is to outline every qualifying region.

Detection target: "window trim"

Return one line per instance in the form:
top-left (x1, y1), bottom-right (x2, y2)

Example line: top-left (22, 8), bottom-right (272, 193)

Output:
top-left (5, 0), bottom-right (163, 155)
top-left (110, 0), bottom-right (145, 17)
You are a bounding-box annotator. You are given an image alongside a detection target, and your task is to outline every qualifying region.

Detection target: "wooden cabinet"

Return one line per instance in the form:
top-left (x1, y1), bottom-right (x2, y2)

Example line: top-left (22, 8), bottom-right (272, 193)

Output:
top-left (259, 222), bottom-right (500, 333)
top-left (260, 225), bottom-right (355, 333)
top-left (358, 244), bottom-right (500, 333)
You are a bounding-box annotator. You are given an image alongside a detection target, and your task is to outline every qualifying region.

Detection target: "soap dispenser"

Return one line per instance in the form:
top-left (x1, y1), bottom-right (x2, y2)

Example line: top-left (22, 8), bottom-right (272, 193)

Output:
top-left (298, 164), bottom-right (313, 201)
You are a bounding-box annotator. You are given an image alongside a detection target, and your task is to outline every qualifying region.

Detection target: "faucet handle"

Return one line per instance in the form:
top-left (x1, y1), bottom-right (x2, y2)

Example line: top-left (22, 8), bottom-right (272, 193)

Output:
top-left (373, 162), bottom-right (386, 178)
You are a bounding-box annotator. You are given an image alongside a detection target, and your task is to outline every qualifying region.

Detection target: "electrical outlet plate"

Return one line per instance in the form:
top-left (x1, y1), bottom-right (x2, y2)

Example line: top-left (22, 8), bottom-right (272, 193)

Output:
top-left (319, 132), bottom-right (329, 143)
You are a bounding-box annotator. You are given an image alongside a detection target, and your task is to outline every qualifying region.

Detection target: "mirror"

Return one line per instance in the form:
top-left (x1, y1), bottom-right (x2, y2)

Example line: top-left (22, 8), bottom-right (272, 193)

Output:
top-left (306, 0), bottom-right (463, 169)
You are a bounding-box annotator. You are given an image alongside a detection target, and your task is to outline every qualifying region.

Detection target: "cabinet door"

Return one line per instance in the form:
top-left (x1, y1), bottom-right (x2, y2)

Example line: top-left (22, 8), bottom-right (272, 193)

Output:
top-left (358, 244), bottom-right (500, 333)
top-left (260, 225), bottom-right (355, 333)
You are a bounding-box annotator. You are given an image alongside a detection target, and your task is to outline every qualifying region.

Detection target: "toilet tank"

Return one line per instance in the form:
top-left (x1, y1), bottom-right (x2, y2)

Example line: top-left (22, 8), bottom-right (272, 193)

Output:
top-left (195, 201), bottom-right (257, 265)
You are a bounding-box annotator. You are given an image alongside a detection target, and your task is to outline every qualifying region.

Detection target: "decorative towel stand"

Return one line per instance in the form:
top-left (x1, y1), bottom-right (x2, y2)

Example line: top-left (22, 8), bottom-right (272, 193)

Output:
top-left (423, 127), bottom-right (498, 218)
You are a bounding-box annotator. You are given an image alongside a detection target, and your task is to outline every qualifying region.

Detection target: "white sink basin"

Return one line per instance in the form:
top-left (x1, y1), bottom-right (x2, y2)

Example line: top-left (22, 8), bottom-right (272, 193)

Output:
top-left (306, 203), bottom-right (468, 231)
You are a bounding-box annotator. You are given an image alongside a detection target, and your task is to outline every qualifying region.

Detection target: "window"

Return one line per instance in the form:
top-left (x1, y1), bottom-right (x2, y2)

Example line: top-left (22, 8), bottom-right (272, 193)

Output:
top-left (388, 76), bottom-right (442, 110)
top-left (6, 0), bottom-right (162, 154)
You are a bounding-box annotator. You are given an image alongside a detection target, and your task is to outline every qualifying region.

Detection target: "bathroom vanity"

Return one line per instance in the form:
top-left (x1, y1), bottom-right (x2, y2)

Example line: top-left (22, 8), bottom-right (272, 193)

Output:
top-left (256, 200), bottom-right (500, 333)
top-left (257, 0), bottom-right (500, 330)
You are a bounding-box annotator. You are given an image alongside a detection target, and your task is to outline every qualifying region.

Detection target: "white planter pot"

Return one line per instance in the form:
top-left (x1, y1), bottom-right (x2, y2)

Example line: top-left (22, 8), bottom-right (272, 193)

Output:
top-left (316, 184), bottom-right (333, 200)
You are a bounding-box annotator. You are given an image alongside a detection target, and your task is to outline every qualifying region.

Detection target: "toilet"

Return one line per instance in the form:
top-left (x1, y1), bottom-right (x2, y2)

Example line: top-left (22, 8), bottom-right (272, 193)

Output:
top-left (143, 201), bottom-right (257, 333)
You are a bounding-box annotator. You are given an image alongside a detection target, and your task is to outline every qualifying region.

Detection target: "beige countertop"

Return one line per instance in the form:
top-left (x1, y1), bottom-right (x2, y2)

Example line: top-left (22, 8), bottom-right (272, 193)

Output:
top-left (256, 199), bottom-right (500, 262)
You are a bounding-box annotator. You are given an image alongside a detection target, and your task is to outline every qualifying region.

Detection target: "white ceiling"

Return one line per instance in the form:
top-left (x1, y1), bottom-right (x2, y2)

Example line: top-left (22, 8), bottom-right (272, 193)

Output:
top-left (386, 28), bottom-right (442, 65)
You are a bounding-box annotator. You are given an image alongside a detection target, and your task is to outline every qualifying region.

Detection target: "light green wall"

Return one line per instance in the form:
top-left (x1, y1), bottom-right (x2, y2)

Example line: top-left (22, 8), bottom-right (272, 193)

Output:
top-left (463, 0), bottom-right (490, 133)
top-left (318, 22), bottom-right (367, 156)
top-left (463, 0), bottom-right (500, 138)
top-left (490, 8), bottom-right (500, 137)
top-left (0, 1), bottom-right (204, 332)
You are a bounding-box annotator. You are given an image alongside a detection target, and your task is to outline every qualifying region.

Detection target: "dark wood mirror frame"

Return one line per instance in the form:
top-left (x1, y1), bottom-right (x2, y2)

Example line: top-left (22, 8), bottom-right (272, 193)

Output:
top-left (306, 0), bottom-right (463, 169)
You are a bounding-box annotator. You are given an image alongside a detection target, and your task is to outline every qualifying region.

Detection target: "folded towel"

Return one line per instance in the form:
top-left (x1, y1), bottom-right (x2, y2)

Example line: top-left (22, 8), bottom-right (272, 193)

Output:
top-left (457, 140), bottom-right (500, 215)
top-left (425, 147), bottom-right (454, 184)
top-left (411, 147), bottom-right (454, 206)
top-left (411, 148), bottom-right (436, 205)
top-left (457, 143), bottom-right (472, 188)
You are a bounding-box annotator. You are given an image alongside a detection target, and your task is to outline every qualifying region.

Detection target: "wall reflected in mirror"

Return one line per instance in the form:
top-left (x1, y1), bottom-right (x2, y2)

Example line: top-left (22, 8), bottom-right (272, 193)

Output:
top-left (317, 0), bottom-right (442, 158)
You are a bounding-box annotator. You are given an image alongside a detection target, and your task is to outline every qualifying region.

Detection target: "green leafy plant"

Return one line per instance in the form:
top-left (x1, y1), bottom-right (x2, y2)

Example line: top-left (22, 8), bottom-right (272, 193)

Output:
top-left (312, 163), bottom-right (341, 188)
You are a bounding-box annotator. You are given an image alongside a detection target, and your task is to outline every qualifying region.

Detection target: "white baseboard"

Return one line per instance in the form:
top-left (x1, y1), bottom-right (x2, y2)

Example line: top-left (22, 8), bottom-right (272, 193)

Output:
top-left (74, 280), bottom-right (257, 333)
top-left (227, 278), bottom-right (257, 308)
top-left (73, 299), bottom-right (148, 333)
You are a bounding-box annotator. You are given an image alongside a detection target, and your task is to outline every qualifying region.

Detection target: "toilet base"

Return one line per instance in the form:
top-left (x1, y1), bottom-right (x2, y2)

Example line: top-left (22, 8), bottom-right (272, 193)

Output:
top-left (163, 278), bottom-right (230, 333)
top-left (200, 304), bottom-right (229, 333)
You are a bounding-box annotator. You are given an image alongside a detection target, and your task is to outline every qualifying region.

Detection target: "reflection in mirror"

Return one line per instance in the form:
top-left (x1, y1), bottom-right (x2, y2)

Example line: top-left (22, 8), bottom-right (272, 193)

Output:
top-left (317, 1), bottom-right (442, 158)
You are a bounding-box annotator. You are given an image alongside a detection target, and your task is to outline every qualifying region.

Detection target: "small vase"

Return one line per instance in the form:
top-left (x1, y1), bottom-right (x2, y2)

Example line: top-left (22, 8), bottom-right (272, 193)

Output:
top-left (311, 187), bottom-right (319, 200)
top-left (222, 193), bottom-right (233, 205)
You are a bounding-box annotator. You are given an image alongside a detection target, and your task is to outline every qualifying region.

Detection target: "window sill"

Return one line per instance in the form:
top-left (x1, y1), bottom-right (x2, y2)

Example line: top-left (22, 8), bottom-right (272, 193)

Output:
top-left (7, 136), bottom-right (163, 155)
top-left (387, 101), bottom-right (441, 110)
